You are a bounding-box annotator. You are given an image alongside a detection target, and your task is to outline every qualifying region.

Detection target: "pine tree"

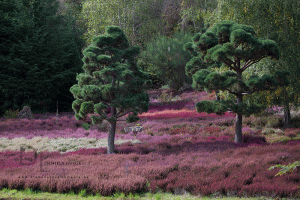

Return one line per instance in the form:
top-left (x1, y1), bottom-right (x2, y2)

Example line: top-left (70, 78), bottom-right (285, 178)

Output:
top-left (184, 25), bottom-right (222, 100)
top-left (184, 20), bottom-right (290, 143)
top-left (0, 0), bottom-right (85, 115)
top-left (70, 26), bottom-right (152, 154)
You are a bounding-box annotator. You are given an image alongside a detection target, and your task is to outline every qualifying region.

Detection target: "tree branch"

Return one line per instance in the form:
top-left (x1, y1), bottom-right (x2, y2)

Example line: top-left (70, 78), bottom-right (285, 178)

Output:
top-left (221, 58), bottom-right (235, 71)
top-left (116, 109), bottom-right (134, 119)
top-left (242, 60), bottom-right (256, 71)
top-left (116, 107), bottom-right (124, 116)
top-left (245, 90), bottom-right (255, 95)
top-left (226, 89), bottom-right (239, 96)
top-left (242, 55), bottom-right (266, 71)
top-left (242, 60), bottom-right (253, 70)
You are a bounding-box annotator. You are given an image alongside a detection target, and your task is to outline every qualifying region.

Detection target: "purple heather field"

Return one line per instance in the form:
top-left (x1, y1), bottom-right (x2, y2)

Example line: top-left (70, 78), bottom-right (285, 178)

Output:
top-left (0, 89), bottom-right (300, 198)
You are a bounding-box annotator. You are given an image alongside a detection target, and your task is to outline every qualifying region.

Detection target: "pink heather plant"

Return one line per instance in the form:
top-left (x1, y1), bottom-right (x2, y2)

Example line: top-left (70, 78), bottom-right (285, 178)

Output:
top-left (136, 109), bottom-right (235, 120)
top-left (2, 89), bottom-right (300, 198)
top-left (1, 140), bottom-right (300, 198)
top-left (149, 97), bottom-right (160, 103)
top-left (242, 126), bottom-right (256, 135)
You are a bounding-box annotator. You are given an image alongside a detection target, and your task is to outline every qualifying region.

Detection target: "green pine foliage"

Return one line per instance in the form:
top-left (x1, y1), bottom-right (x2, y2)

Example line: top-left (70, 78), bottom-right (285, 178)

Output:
top-left (0, 0), bottom-right (85, 116)
top-left (70, 26), bottom-right (151, 154)
top-left (137, 31), bottom-right (193, 93)
top-left (146, 72), bottom-right (165, 90)
top-left (184, 20), bottom-right (290, 143)
top-left (269, 161), bottom-right (300, 176)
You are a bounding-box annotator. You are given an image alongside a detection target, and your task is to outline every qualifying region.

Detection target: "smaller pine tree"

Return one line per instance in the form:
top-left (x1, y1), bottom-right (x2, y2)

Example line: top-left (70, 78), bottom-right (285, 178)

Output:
top-left (184, 20), bottom-right (290, 143)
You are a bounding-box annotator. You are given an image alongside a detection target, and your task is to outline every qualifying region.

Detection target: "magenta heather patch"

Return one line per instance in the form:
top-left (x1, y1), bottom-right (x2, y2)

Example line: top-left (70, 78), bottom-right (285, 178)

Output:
top-left (2, 90), bottom-right (300, 198)
top-left (63, 147), bottom-right (107, 156)
top-left (242, 126), bottom-right (256, 135)
top-left (242, 135), bottom-right (267, 144)
top-left (1, 140), bottom-right (300, 198)
top-left (136, 134), bottom-right (152, 142)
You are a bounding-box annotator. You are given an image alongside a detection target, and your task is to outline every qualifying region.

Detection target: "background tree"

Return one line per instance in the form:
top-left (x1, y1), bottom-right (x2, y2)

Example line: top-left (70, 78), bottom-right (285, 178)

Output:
top-left (79, 0), bottom-right (171, 49)
top-left (0, 0), bottom-right (86, 115)
top-left (214, 0), bottom-right (300, 127)
top-left (242, 59), bottom-right (297, 128)
top-left (80, 0), bottom-right (120, 45)
top-left (137, 31), bottom-right (194, 93)
top-left (184, 20), bottom-right (289, 143)
top-left (0, 0), bottom-right (20, 116)
top-left (56, 0), bottom-right (89, 41)
top-left (161, 0), bottom-right (182, 37)
top-left (70, 26), bottom-right (151, 154)
top-left (179, 0), bottom-right (218, 34)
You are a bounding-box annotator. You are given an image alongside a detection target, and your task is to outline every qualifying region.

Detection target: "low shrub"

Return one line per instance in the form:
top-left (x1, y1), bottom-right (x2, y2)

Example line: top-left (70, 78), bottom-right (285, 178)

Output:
top-left (242, 126), bottom-right (256, 136)
top-left (252, 117), bottom-right (268, 128)
top-left (3, 109), bottom-right (20, 119)
top-left (215, 118), bottom-right (234, 127)
top-left (17, 106), bottom-right (34, 119)
top-left (158, 91), bottom-right (174, 103)
top-left (179, 83), bottom-right (194, 93)
top-left (147, 73), bottom-right (166, 90)
top-left (243, 116), bottom-right (255, 126)
top-left (242, 135), bottom-right (267, 144)
top-left (292, 116), bottom-right (300, 128)
top-left (262, 128), bottom-right (277, 136)
top-left (266, 116), bottom-right (283, 128)
top-left (284, 129), bottom-right (300, 138)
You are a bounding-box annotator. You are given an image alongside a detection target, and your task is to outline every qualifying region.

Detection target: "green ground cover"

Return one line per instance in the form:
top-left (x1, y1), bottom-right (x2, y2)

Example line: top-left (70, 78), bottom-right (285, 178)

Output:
top-left (0, 188), bottom-right (284, 200)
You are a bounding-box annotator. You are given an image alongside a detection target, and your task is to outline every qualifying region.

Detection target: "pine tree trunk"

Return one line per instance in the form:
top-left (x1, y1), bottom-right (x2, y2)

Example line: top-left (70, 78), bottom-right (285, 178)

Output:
top-left (235, 112), bottom-right (243, 143)
top-left (282, 87), bottom-right (291, 128)
top-left (283, 102), bottom-right (291, 128)
top-left (107, 76), bottom-right (117, 155)
top-left (235, 93), bottom-right (243, 143)
top-left (235, 71), bottom-right (243, 143)
top-left (107, 119), bottom-right (117, 154)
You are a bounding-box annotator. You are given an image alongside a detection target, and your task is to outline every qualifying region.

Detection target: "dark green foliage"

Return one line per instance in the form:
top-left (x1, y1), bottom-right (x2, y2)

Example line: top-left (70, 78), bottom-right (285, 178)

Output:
top-left (0, 0), bottom-right (85, 116)
top-left (137, 31), bottom-right (194, 93)
top-left (184, 27), bottom-right (223, 86)
top-left (70, 26), bottom-right (150, 154)
top-left (82, 122), bottom-right (92, 130)
top-left (196, 100), bottom-right (266, 117)
top-left (144, 72), bottom-right (164, 90)
top-left (184, 20), bottom-right (289, 143)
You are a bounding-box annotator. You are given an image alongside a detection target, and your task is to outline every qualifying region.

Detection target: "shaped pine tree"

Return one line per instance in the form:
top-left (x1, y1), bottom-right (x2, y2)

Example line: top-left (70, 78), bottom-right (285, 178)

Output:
top-left (70, 26), bottom-right (152, 154)
top-left (184, 21), bottom-right (290, 143)
top-left (184, 26), bottom-right (223, 100)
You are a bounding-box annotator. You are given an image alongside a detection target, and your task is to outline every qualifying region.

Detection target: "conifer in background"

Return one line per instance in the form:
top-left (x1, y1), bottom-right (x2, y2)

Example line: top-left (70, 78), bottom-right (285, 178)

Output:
top-left (138, 31), bottom-right (194, 93)
top-left (0, 0), bottom-right (85, 115)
